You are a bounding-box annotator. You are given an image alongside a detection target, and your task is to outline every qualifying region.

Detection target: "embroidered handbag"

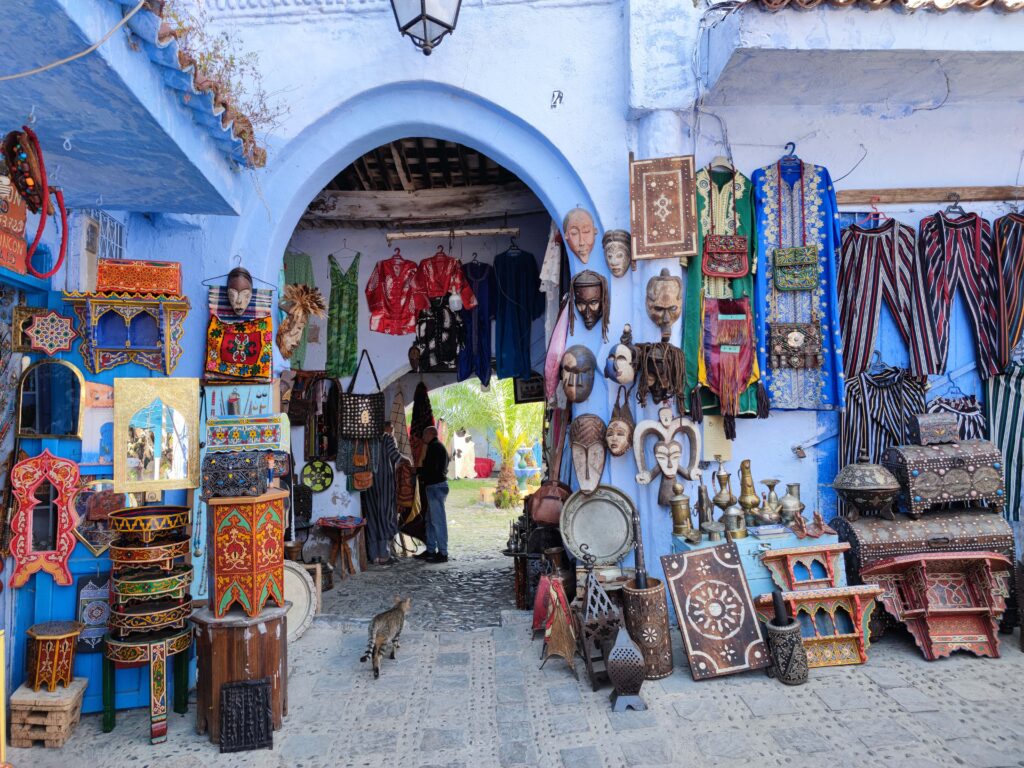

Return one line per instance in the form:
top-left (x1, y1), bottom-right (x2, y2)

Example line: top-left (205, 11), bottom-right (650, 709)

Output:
top-left (769, 322), bottom-right (823, 369)
top-left (701, 170), bottom-right (748, 279)
top-left (772, 246), bottom-right (818, 292)
top-left (337, 349), bottom-right (385, 439)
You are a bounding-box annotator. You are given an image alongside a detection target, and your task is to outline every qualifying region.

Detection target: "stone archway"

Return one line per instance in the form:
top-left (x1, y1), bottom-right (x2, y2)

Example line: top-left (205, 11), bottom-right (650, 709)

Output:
top-left (230, 81), bottom-right (598, 288)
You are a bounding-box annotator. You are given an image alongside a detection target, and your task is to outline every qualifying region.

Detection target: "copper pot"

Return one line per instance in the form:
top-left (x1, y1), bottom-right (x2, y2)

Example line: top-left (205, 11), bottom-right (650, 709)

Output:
top-left (832, 451), bottom-right (900, 521)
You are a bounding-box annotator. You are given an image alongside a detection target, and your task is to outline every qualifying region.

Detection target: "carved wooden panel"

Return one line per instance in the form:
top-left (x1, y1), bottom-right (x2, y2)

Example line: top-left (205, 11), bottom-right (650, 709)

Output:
top-left (220, 679), bottom-right (274, 753)
top-left (629, 155), bottom-right (698, 264)
top-left (661, 541), bottom-right (769, 680)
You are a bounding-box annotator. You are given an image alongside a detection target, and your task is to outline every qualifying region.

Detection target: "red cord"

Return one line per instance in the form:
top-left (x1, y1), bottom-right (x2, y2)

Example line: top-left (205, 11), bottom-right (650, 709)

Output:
top-left (22, 125), bottom-right (67, 280)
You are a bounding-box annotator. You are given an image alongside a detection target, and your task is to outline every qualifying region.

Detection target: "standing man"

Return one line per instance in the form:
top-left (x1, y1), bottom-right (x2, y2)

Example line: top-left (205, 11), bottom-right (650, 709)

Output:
top-left (418, 426), bottom-right (450, 563)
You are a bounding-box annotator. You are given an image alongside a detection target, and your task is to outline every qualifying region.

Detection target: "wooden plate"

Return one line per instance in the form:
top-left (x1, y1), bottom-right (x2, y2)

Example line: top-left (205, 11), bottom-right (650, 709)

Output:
top-left (559, 485), bottom-right (635, 566)
top-left (282, 560), bottom-right (316, 643)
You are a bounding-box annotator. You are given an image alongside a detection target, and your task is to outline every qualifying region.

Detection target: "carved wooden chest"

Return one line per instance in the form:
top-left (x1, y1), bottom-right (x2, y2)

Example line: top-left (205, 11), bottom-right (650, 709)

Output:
top-left (210, 489), bottom-right (287, 618)
top-left (881, 440), bottom-right (1005, 518)
top-left (831, 511), bottom-right (1018, 634)
top-left (201, 451), bottom-right (270, 499)
top-left (908, 413), bottom-right (958, 446)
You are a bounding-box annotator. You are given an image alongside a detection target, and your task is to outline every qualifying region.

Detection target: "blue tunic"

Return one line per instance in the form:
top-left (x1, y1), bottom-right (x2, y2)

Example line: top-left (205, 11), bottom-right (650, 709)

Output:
top-left (494, 248), bottom-right (544, 380)
top-left (752, 160), bottom-right (845, 410)
top-left (458, 261), bottom-right (497, 385)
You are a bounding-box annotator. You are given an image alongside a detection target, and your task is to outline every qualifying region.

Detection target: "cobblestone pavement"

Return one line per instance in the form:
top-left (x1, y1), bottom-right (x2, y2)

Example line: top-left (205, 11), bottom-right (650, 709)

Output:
top-left (15, 611), bottom-right (1024, 768)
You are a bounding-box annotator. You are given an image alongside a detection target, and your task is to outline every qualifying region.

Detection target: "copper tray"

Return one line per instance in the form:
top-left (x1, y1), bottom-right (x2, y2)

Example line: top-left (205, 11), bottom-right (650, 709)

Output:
top-left (108, 506), bottom-right (191, 541)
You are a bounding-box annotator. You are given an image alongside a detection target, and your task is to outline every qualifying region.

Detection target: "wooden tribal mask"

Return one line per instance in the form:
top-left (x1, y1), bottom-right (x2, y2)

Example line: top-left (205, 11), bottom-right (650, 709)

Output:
top-left (227, 267), bottom-right (254, 316)
top-left (603, 230), bottom-right (632, 277)
top-left (606, 386), bottom-right (634, 458)
top-left (277, 283), bottom-right (327, 359)
top-left (560, 345), bottom-right (597, 403)
top-left (570, 414), bottom-right (607, 495)
top-left (634, 406), bottom-right (702, 507)
top-left (605, 325), bottom-right (637, 387)
top-left (646, 268), bottom-right (683, 342)
top-left (563, 208), bottom-right (597, 263)
top-left (569, 270), bottom-right (610, 342)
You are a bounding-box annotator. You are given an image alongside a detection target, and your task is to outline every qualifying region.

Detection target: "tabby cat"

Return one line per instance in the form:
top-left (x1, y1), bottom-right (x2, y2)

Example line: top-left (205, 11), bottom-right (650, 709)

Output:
top-left (360, 596), bottom-right (412, 678)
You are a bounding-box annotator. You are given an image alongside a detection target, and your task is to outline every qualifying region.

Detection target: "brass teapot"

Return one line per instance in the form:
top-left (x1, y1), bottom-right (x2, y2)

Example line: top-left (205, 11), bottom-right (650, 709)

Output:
top-left (738, 459), bottom-right (761, 526)
top-left (711, 456), bottom-right (737, 514)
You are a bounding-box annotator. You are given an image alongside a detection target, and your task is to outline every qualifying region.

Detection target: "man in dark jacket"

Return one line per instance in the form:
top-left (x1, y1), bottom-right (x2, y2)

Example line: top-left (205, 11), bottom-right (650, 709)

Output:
top-left (418, 426), bottom-right (450, 563)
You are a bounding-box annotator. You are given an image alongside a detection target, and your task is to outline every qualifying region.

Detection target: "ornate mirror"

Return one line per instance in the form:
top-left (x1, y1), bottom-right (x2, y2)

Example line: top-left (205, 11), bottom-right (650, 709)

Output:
top-left (72, 479), bottom-right (142, 557)
top-left (16, 359), bottom-right (85, 439)
top-left (114, 378), bottom-right (200, 492)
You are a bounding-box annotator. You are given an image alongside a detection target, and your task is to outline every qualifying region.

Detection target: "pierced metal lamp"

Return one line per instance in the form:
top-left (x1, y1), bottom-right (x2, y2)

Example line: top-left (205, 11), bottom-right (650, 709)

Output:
top-left (390, 0), bottom-right (463, 55)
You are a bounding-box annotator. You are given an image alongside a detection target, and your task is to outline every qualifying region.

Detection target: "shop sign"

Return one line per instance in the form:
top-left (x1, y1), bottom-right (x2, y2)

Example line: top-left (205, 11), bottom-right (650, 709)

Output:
top-left (0, 174), bottom-right (27, 274)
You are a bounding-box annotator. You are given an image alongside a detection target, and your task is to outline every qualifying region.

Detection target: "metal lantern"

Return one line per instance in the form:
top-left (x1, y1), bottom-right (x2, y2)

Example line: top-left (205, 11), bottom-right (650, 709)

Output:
top-left (390, 0), bottom-right (462, 55)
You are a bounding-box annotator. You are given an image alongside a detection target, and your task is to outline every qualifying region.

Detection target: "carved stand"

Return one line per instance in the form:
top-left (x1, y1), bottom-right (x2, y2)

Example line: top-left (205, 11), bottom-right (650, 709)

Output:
top-left (26, 621), bottom-right (84, 691)
top-left (191, 604), bottom-right (290, 744)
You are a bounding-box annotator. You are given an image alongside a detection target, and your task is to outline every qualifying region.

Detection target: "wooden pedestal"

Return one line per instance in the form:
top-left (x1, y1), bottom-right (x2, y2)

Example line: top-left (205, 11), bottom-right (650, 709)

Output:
top-left (190, 604), bottom-right (290, 744)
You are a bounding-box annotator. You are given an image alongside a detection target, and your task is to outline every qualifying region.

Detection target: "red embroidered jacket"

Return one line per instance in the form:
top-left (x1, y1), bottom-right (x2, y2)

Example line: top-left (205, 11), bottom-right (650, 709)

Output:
top-left (365, 256), bottom-right (420, 335)
top-left (413, 254), bottom-right (478, 311)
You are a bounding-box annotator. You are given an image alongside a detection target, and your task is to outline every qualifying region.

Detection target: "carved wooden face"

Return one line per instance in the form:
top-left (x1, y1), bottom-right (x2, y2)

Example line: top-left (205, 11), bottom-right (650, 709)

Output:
top-left (606, 419), bottom-right (631, 457)
top-left (646, 269), bottom-right (683, 340)
top-left (561, 346), bottom-right (596, 403)
top-left (276, 303), bottom-right (307, 359)
top-left (564, 208), bottom-right (596, 262)
top-left (605, 343), bottom-right (636, 386)
top-left (570, 415), bottom-right (606, 494)
top-left (227, 270), bottom-right (254, 315)
top-left (654, 440), bottom-right (683, 478)
top-left (603, 231), bottom-right (631, 277)
top-left (573, 281), bottom-right (604, 331)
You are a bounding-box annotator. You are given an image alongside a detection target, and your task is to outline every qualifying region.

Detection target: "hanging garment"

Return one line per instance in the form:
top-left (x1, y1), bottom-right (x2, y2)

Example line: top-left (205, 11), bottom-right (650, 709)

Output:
top-left (539, 221), bottom-right (564, 343)
top-left (304, 378), bottom-right (339, 462)
top-left (413, 251), bottom-right (478, 310)
top-left (839, 366), bottom-right (927, 469)
top-left (838, 219), bottom-right (936, 377)
top-left (362, 433), bottom-right (402, 562)
top-left (208, 287), bottom-right (274, 321)
top-left (753, 161), bottom-right (845, 410)
top-left (684, 167), bottom-right (766, 424)
top-left (205, 315), bottom-right (273, 380)
top-left (494, 247), bottom-right (544, 380)
top-left (326, 253), bottom-right (360, 378)
top-left (996, 212), bottom-right (1024, 369)
top-left (986, 365), bottom-right (1024, 522)
top-left (365, 254), bottom-right (419, 335)
top-left (914, 213), bottom-right (1000, 379)
top-left (412, 294), bottom-right (464, 372)
top-left (926, 394), bottom-right (987, 441)
top-left (389, 391), bottom-right (412, 459)
top-left (458, 261), bottom-right (497, 385)
top-left (283, 250), bottom-right (316, 369)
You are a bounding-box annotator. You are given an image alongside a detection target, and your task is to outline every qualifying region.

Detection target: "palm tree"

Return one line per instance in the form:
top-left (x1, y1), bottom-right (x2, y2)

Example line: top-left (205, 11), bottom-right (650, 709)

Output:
top-left (429, 379), bottom-right (543, 508)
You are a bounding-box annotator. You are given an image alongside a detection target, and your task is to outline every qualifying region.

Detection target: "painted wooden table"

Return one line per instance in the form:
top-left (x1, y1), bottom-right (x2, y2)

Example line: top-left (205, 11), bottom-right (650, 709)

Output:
top-left (102, 626), bottom-right (192, 744)
top-left (190, 604), bottom-right (289, 744)
top-left (672, 529), bottom-right (846, 599)
top-left (26, 621), bottom-right (84, 691)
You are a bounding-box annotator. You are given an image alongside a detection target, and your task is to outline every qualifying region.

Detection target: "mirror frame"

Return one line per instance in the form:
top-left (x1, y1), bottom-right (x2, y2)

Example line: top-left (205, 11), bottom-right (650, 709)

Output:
top-left (72, 479), bottom-right (142, 557)
top-left (113, 377), bottom-right (200, 492)
top-left (16, 359), bottom-right (86, 440)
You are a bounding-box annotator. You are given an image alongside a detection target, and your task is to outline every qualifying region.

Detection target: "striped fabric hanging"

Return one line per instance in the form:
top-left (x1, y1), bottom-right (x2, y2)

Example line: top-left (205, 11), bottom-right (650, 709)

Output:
top-left (840, 366), bottom-right (927, 469)
top-left (985, 364), bottom-right (1024, 523)
top-left (925, 395), bottom-right (987, 441)
top-left (996, 213), bottom-right (1024, 369)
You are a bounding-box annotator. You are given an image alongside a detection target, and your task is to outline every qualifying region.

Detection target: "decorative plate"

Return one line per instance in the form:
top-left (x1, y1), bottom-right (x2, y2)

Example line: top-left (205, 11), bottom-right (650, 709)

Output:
top-left (25, 310), bottom-right (77, 355)
top-left (559, 484), bottom-right (635, 566)
top-left (282, 560), bottom-right (316, 643)
top-left (301, 460), bottom-right (334, 493)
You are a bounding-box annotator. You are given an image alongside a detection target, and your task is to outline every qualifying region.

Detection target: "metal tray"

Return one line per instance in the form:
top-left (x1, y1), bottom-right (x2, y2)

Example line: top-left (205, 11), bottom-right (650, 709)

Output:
top-left (559, 485), bottom-right (635, 566)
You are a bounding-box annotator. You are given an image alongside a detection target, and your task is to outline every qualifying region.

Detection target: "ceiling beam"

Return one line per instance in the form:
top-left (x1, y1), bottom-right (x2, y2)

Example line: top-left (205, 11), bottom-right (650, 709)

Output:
top-left (415, 139), bottom-right (433, 189)
top-left (390, 142), bottom-right (414, 192)
top-left (304, 183), bottom-right (544, 224)
top-left (371, 146), bottom-right (394, 191)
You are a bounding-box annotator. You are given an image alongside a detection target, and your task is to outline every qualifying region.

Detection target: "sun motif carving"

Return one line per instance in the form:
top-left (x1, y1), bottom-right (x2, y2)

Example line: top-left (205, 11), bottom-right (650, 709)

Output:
top-left (26, 310), bottom-right (77, 355)
top-left (684, 579), bottom-right (745, 641)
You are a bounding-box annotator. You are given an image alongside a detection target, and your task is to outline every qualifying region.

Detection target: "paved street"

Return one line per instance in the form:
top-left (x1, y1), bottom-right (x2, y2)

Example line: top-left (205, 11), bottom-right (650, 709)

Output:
top-left (13, 609), bottom-right (1024, 768)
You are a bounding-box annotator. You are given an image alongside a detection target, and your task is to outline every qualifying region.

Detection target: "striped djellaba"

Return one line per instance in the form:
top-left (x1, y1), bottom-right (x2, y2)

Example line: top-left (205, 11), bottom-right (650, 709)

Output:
top-left (986, 364), bottom-right (1024, 523)
top-left (996, 213), bottom-right (1024, 369)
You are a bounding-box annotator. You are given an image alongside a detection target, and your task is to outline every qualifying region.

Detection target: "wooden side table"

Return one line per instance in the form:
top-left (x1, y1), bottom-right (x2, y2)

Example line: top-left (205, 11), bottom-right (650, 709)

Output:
top-left (190, 604), bottom-right (289, 744)
top-left (317, 519), bottom-right (367, 578)
top-left (26, 621), bottom-right (84, 692)
top-left (102, 626), bottom-right (192, 744)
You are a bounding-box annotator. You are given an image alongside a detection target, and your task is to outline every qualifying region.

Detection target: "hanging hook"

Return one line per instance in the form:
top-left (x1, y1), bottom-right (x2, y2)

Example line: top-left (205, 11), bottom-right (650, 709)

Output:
top-left (96, 193), bottom-right (103, 207)
top-left (783, 142), bottom-right (796, 157)
top-left (392, 247), bottom-right (401, 258)
top-left (234, 254), bottom-right (242, 267)
top-left (62, 137), bottom-right (72, 152)
top-left (27, 105), bottom-right (36, 124)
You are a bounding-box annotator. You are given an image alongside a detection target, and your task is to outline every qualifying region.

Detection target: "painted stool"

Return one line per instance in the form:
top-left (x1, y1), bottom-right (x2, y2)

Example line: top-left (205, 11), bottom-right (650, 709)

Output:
top-left (102, 626), bottom-right (192, 744)
top-left (26, 621), bottom-right (84, 691)
top-left (317, 518), bottom-right (368, 578)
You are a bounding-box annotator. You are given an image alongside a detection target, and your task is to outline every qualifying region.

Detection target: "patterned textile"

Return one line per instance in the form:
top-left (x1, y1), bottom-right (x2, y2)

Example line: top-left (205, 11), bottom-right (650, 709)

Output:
top-left (494, 247), bottom-right (544, 380)
top-left (986, 364), bottom-right (1024, 522)
top-left (205, 315), bottom-right (273, 380)
top-left (840, 366), bottom-right (927, 469)
top-left (409, 381), bottom-right (435, 467)
top-left (390, 391), bottom-right (412, 459)
top-left (283, 250), bottom-right (315, 369)
top-left (413, 252), bottom-right (478, 311)
top-left (207, 286), bottom-right (273, 321)
top-left (362, 433), bottom-right (402, 561)
top-left (914, 213), bottom-right (1001, 379)
top-left (458, 261), bottom-right (497, 385)
top-left (838, 219), bottom-right (935, 377)
top-left (996, 213), bottom-right (1024, 369)
top-left (752, 161), bottom-right (845, 410)
top-left (685, 167), bottom-right (762, 418)
top-left (926, 394), bottom-right (987, 441)
top-left (326, 253), bottom-right (360, 378)
top-left (365, 255), bottom-right (419, 335)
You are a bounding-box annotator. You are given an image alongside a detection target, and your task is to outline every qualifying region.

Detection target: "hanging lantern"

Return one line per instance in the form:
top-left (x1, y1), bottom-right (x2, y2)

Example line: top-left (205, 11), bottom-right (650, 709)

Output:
top-left (390, 0), bottom-right (463, 55)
